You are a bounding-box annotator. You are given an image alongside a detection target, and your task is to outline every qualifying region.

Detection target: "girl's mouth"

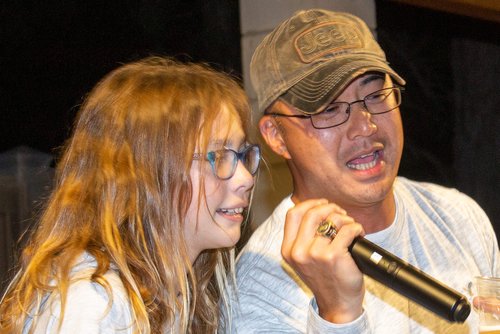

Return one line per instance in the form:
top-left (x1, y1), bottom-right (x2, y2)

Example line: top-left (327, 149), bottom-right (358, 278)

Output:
top-left (217, 207), bottom-right (245, 216)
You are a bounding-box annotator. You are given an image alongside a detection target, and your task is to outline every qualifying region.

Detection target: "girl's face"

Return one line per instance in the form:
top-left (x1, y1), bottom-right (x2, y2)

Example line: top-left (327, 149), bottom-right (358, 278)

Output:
top-left (184, 105), bottom-right (255, 263)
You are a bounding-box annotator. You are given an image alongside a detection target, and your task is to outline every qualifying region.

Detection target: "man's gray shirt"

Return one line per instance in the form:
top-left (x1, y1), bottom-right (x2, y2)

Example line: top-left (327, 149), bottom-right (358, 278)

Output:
top-left (232, 177), bottom-right (499, 333)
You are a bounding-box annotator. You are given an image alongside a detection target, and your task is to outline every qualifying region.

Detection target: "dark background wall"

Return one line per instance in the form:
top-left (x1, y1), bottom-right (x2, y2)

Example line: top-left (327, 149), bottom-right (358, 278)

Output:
top-left (1, 1), bottom-right (241, 154)
top-left (376, 1), bottom-right (499, 240)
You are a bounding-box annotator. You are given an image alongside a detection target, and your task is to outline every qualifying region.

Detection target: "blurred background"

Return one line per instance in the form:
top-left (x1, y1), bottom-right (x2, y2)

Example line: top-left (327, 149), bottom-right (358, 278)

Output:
top-left (1, 0), bottom-right (499, 290)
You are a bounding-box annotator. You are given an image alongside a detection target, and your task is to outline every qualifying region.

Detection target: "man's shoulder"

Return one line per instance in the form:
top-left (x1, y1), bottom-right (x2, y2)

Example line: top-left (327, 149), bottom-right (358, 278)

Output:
top-left (242, 195), bottom-right (294, 250)
top-left (237, 213), bottom-right (283, 264)
top-left (396, 177), bottom-right (475, 205)
top-left (236, 196), bottom-right (293, 279)
top-left (395, 176), bottom-right (488, 222)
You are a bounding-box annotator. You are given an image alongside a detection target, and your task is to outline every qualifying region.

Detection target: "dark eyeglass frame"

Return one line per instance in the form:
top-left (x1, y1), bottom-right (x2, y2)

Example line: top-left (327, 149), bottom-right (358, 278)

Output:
top-left (265, 86), bottom-right (404, 129)
top-left (192, 144), bottom-right (261, 180)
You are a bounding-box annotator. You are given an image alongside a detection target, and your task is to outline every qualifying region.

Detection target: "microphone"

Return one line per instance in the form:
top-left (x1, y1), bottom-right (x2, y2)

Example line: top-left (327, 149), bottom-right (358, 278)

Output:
top-left (348, 236), bottom-right (471, 323)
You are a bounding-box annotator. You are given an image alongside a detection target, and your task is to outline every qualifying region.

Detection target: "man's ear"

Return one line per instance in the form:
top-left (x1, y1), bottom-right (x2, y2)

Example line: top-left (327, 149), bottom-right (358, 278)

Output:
top-left (259, 115), bottom-right (291, 159)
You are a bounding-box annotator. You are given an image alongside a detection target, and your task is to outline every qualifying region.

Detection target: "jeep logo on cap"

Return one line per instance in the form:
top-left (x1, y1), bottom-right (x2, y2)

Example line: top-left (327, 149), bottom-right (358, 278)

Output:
top-left (294, 22), bottom-right (363, 63)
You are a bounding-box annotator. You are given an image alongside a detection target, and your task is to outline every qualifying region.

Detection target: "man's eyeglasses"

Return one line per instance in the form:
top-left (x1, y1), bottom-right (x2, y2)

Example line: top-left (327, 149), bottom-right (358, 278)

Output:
top-left (192, 144), bottom-right (261, 180)
top-left (266, 87), bottom-right (403, 129)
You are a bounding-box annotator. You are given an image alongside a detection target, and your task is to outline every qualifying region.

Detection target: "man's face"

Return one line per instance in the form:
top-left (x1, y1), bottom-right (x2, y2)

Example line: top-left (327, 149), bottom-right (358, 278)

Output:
top-left (261, 73), bottom-right (404, 210)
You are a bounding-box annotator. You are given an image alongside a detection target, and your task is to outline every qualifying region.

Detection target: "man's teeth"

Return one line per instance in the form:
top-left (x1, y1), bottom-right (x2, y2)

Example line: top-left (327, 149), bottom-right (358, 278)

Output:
top-left (347, 151), bottom-right (379, 171)
top-left (351, 160), bottom-right (376, 170)
top-left (219, 208), bottom-right (244, 215)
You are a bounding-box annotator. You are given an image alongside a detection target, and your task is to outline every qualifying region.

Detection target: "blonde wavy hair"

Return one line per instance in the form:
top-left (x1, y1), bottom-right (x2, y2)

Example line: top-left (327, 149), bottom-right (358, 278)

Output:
top-left (0, 56), bottom-right (253, 333)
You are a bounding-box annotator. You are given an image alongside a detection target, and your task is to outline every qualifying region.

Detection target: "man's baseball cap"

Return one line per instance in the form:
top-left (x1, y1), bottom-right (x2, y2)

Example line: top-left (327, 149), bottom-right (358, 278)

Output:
top-left (250, 9), bottom-right (405, 114)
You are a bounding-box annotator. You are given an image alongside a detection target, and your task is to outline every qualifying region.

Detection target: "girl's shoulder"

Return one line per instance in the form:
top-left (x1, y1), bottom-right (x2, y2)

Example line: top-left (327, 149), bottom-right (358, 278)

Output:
top-left (27, 253), bottom-right (134, 333)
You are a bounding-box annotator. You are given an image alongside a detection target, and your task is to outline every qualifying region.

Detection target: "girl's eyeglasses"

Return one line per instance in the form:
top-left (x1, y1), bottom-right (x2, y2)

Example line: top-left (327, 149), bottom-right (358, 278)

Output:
top-left (193, 144), bottom-right (261, 180)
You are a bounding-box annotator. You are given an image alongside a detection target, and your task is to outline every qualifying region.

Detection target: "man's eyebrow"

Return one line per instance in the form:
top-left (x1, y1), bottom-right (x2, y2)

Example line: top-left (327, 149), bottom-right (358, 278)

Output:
top-left (360, 73), bottom-right (385, 86)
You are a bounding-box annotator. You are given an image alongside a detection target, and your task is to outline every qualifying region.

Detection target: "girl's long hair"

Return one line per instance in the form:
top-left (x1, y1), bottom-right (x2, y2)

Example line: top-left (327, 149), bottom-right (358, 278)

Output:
top-left (0, 56), bottom-right (252, 333)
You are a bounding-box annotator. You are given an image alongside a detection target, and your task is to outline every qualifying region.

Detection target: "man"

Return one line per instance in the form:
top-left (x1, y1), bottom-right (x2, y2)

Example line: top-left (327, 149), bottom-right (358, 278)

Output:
top-left (232, 9), bottom-right (499, 333)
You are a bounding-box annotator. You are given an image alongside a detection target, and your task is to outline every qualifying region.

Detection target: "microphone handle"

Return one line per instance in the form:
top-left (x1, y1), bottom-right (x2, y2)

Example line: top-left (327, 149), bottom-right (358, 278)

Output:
top-left (348, 236), bottom-right (471, 323)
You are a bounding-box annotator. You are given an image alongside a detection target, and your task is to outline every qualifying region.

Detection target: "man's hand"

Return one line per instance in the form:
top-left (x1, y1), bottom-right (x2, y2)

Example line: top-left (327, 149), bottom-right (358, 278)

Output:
top-left (281, 198), bottom-right (365, 323)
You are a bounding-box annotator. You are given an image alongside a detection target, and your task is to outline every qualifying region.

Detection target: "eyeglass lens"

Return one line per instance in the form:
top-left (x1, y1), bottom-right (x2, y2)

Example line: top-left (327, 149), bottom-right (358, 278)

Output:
top-left (208, 145), bottom-right (260, 180)
top-left (311, 87), bottom-right (401, 129)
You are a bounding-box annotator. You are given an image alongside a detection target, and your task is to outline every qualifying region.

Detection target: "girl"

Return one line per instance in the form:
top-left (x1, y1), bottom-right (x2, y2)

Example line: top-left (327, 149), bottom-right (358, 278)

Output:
top-left (0, 56), bottom-right (260, 333)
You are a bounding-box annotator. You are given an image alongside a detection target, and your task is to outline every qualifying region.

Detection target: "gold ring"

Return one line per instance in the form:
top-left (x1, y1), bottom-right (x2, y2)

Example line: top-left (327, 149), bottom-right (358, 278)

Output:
top-left (316, 220), bottom-right (337, 239)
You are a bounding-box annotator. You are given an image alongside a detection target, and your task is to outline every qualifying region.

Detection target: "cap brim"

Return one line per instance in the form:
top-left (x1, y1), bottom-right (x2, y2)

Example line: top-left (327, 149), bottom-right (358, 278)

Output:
top-left (281, 56), bottom-right (405, 114)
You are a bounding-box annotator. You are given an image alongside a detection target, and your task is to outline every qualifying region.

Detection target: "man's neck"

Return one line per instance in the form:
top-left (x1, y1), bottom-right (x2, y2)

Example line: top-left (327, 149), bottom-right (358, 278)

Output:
top-left (291, 191), bottom-right (396, 234)
top-left (341, 192), bottom-right (396, 234)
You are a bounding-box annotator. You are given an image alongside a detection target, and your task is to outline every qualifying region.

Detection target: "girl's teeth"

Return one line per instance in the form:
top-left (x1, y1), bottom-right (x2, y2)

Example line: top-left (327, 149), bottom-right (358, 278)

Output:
top-left (220, 208), bottom-right (244, 215)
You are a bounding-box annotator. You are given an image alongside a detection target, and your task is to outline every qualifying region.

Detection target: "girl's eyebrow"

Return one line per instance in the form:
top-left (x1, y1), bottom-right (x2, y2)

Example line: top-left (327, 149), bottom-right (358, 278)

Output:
top-left (209, 136), bottom-right (246, 149)
top-left (210, 139), bottom-right (225, 146)
top-left (207, 141), bottom-right (239, 152)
